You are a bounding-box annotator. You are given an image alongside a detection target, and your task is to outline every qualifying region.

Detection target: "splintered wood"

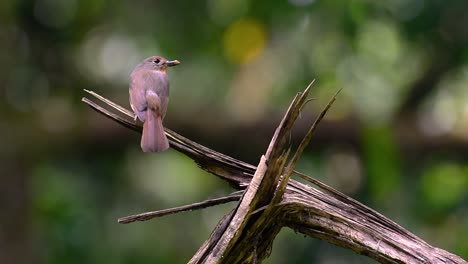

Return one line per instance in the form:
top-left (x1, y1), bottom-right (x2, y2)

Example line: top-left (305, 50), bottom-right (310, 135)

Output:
top-left (83, 84), bottom-right (466, 264)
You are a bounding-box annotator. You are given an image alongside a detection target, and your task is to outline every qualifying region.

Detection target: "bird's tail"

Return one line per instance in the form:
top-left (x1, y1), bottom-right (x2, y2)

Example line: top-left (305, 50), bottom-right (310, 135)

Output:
top-left (141, 93), bottom-right (169, 152)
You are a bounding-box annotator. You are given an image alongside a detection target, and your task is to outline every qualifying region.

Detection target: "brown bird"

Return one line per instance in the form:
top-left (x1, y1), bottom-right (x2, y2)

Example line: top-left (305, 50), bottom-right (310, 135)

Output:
top-left (129, 55), bottom-right (180, 152)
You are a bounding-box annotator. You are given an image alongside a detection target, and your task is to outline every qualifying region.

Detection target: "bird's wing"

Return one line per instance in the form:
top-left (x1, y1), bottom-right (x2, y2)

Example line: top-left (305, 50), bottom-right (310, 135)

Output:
top-left (149, 71), bottom-right (170, 118)
top-left (130, 70), bottom-right (170, 121)
top-left (129, 71), bottom-right (150, 122)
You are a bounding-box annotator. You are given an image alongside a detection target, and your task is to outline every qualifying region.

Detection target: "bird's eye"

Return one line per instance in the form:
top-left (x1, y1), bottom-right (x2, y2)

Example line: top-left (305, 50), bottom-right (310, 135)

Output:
top-left (154, 58), bottom-right (161, 64)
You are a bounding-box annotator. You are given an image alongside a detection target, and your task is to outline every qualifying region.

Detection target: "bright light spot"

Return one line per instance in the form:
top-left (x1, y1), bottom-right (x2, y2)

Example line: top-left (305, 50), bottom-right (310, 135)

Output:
top-left (308, 30), bottom-right (349, 75)
top-left (337, 19), bottom-right (424, 125)
top-left (99, 35), bottom-right (140, 84)
top-left (419, 90), bottom-right (456, 136)
top-left (337, 55), bottom-right (397, 124)
top-left (226, 48), bottom-right (287, 122)
top-left (77, 28), bottom-right (143, 87)
top-left (432, 91), bottom-right (457, 133)
top-left (419, 65), bottom-right (468, 138)
top-left (223, 18), bottom-right (266, 64)
top-left (357, 20), bottom-right (402, 65)
top-left (458, 103), bottom-right (468, 139)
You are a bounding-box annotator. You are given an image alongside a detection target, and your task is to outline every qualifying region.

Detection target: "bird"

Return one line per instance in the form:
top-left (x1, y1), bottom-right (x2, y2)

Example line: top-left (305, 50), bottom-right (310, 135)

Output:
top-left (129, 55), bottom-right (180, 152)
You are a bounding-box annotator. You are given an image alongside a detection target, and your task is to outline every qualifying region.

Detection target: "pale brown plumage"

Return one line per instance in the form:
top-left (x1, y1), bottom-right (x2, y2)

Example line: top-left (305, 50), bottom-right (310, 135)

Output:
top-left (129, 56), bottom-right (180, 152)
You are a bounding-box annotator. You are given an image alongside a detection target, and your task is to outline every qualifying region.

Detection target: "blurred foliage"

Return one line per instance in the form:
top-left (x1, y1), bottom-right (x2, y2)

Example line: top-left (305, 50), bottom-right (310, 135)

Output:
top-left (1, 0), bottom-right (468, 263)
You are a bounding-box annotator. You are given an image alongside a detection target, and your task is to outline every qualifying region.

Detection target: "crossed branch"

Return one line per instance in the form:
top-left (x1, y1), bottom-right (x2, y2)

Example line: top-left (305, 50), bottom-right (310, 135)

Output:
top-left (82, 84), bottom-right (466, 264)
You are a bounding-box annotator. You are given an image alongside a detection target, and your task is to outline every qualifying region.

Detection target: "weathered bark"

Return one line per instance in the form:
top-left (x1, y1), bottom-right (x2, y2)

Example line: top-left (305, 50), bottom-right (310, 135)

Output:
top-left (82, 86), bottom-right (466, 264)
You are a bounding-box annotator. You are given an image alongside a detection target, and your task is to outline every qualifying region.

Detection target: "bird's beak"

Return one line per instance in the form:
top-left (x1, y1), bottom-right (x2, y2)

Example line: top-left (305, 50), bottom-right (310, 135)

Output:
top-left (165, 60), bottom-right (180, 67)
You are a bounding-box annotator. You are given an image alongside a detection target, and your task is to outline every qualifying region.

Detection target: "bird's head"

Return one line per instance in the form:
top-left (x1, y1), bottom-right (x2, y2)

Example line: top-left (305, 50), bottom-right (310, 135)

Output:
top-left (141, 56), bottom-right (180, 72)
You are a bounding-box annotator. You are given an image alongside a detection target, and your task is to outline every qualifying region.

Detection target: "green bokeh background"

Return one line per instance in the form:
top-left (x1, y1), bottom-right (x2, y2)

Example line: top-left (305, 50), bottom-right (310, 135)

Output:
top-left (1, 0), bottom-right (467, 263)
